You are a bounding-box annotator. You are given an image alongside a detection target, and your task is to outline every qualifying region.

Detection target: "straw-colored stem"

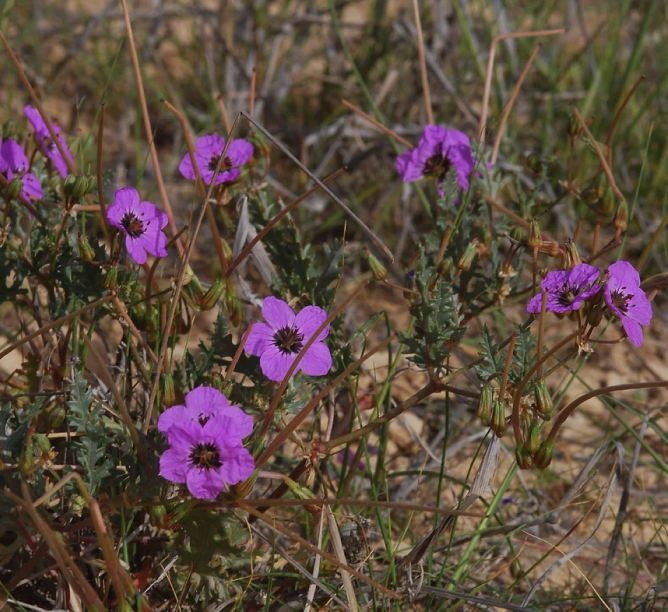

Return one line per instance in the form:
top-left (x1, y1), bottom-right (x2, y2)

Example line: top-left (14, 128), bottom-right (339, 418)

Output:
top-left (491, 44), bottom-right (541, 165)
top-left (224, 322), bottom-right (254, 382)
top-left (605, 75), bottom-right (645, 165)
top-left (479, 29), bottom-right (567, 143)
top-left (340, 98), bottom-right (414, 149)
top-left (411, 0), bottom-right (433, 125)
top-left (119, 0), bottom-right (183, 254)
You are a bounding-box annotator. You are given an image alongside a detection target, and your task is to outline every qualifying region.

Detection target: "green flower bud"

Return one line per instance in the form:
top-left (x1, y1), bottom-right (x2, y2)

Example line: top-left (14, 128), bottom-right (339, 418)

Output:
top-left (18, 440), bottom-right (33, 476)
top-left (515, 444), bottom-right (533, 470)
top-left (490, 400), bottom-right (507, 438)
top-left (283, 477), bottom-right (321, 514)
top-left (200, 279), bottom-right (225, 311)
top-left (534, 438), bottom-right (555, 469)
top-left (600, 188), bottom-right (616, 215)
top-left (63, 174), bottom-right (77, 198)
top-left (46, 404), bottom-right (66, 429)
top-left (47, 175), bottom-right (63, 194)
top-left (225, 281), bottom-right (243, 326)
top-left (35, 434), bottom-right (51, 455)
top-left (162, 374), bottom-right (177, 407)
top-left (476, 383), bottom-right (493, 422)
top-left (85, 174), bottom-right (98, 194)
top-left (5, 177), bottom-right (23, 200)
top-left (221, 238), bottom-right (234, 263)
top-left (526, 419), bottom-right (542, 455)
top-left (613, 199), bottom-right (628, 233)
top-left (227, 469), bottom-right (258, 501)
top-left (510, 225), bottom-right (525, 242)
top-left (563, 239), bottom-right (581, 269)
top-left (456, 238), bottom-right (478, 272)
top-left (567, 114), bottom-right (580, 137)
top-left (534, 377), bottom-right (554, 420)
top-left (528, 219), bottom-right (542, 250)
top-left (148, 504), bottom-right (167, 528)
top-left (587, 303), bottom-right (603, 328)
top-left (538, 241), bottom-right (560, 257)
top-left (104, 265), bottom-right (118, 290)
top-left (437, 256), bottom-right (453, 277)
top-left (164, 499), bottom-right (197, 530)
top-left (78, 233), bottom-right (95, 263)
top-left (364, 247), bottom-right (388, 281)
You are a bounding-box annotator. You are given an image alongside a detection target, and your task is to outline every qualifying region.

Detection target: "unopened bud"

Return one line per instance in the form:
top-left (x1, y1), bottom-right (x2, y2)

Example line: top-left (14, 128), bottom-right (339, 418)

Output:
top-left (227, 469), bottom-right (258, 500)
top-left (221, 238), bottom-right (234, 264)
top-left (5, 176), bottom-right (23, 200)
top-left (613, 199), bottom-right (628, 233)
top-left (225, 281), bottom-right (243, 326)
top-left (63, 174), bottom-right (77, 198)
top-left (201, 279), bottom-right (225, 311)
top-left (148, 504), bottom-right (167, 528)
top-left (600, 188), bottom-right (616, 215)
top-left (456, 238), bottom-right (478, 272)
top-left (510, 225), bottom-right (525, 242)
top-left (526, 419), bottom-right (542, 455)
top-left (85, 174), bottom-right (98, 194)
top-left (534, 377), bottom-right (554, 420)
top-left (35, 434), bottom-right (51, 455)
top-left (563, 239), bottom-right (581, 269)
top-left (164, 499), bottom-right (197, 530)
top-left (528, 219), bottom-right (542, 250)
top-left (47, 174), bottom-right (63, 194)
top-left (587, 303), bottom-right (604, 327)
top-left (78, 233), bottom-right (95, 263)
top-left (283, 477), bottom-right (322, 514)
top-left (534, 438), bottom-right (555, 469)
top-left (515, 445), bottom-right (533, 470)
top-left (104, 265), bottom-right (118, 290)
top-left (538, 241), bottom-right (560, 257)
top-left (477, 383), bottom-right (493, 422)
top-left (437, 256), bottom-right (453, 277)
top-left (162, 374), bottom-right (177, 407)
top-left (364, 247), bottom-right (388, 281)
top-left (47, 404), bottom-right (66, 429)
top-left (18, 440), bottom-right (33, 476)
top-left (567, 114), bottom-right (580, 137)
top-left (490, 400), bottom-right (507, 438)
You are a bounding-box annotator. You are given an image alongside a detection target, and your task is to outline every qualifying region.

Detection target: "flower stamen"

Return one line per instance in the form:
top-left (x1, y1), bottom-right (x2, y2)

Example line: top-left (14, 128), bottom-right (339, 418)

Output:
top-left (273, 326), bottom-right (304, 355)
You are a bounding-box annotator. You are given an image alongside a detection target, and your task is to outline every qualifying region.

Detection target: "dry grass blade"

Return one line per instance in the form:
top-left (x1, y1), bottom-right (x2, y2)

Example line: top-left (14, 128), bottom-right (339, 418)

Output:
top-left (521, 443), bottom-right (623, 607)
top-left (241, 111), bottom-right (394, 262)
top-left (397, 436), bottom-right (500, 571)
top-left (420, 585), bottom-right (539, 612)
top-left (325, 507), bottom-right (360, 612)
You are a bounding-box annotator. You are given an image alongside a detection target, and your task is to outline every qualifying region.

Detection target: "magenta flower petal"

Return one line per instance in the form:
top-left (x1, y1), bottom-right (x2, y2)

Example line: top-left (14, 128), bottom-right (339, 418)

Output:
top-left (260, 345), bottom-right (295, 381)
top-left (157, 405), bottom-right (189, 436)
top-left (396, 149), bottom-right (423, 182)
top-left (185, 386), bottom-right (229, 411)
top-left (300, 342), bottom-right (332, 377)
top-left (24, 105), bottom-right (73, 178)
top-left (159, 447), bottom-right (189, 483)
top-left (1, 138), bottom-right (29, 172)
top-left (186, 466), bottom-right (224, 499)
top-left (527, 264), bottom-right (600, 314)
top-left (246, 297), bottom-right (332, 381)
top-left (218, 444), bottom-right (255, 485)
top-left (226, 139), bottom-right (254, 167)
top-left (262, 297), bottom-right (296, 330)
top-left (106, 187), bottom-right (168, 265)
top-left (245, 322), bottom-right (275, 356)
top-left (18, 173), bottom-right (43, 201)
top-left (295, 306), bottom-right (329, 342)
top-left (604, 261), bottom-right (652, 346)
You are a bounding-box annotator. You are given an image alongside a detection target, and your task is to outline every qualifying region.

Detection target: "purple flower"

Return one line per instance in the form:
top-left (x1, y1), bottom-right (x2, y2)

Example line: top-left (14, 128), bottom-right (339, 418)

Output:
top-left (24, 105), bottom-right (73, 178)
top-left (245, 297), bottom-right (332, 381)
top-left (159, 416), bottom-right (255, 499)
top-left (396, 125), bottom-right (475, 195)
top-left (527, 263), bottom-right (601, 314)
top-left (106, 187), bottom-right (168, 265)
top-left (604, 261), bottom-right (652, 347)
top-left (158, 386), bottom-right (253, 444)
top-left (179, 135), bottom-right (253, 185)
top-left (0, 138), bottom-right (43, 201)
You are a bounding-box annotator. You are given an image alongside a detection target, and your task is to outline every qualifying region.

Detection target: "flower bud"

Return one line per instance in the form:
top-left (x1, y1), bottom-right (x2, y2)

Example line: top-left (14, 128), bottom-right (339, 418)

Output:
top-left (78, 233), bottom-right (95, 263)
top-left (162, 374), bottom-right (177, 407)
top-left (148, 504), bottom-right (167, 528)
top-left (534, 438), bottom-right (555, 469)
top-left (456, 238), bottom-right (478, 272)
top-left (63, 174), bottom-right (78, 198)
top-left (613, 199), bottom-right (628, 233)
top-left (46, 404), bottom-right (66, 429)
top-left (5, 177), bottom-right (23, 200)
top-left (600, 188), bottom-right (616, 215)
top-left (526, 419), bottom-right (542, 455)
top-left (225, 281), bottom-right (244, 327)
top-left (201, 279), bottom-right (225, 311)
top-left (515, 444), bottom-right (533, 470)
top-left (563, 239), bottom-right (581, 269)
top-left (47, 175), bottom-right (63, 194)
top-left (538, 241), bottom-right (560, 257)
top-left (104, 265), bottom-right (118, 290)
top-left (510, 225), bottom-right (525, 242)
top-left (567, 114), bottom-right (580, 137)
top-left (227, 469), bottom-right (258, 500)
top-left (18, 440), bottom-right (33, 476)
top-left (476, 383), bottom-right (493, 422)
top-left (436, 256), bottom-right (453, 277)
top-left (364, 247), bottom-right (388, 281)
top-left (85, 174), bottom-right (98, 194)
top-left (35, 434), bottom-right (51, 455)
top-left (534, 377), bottom-right (554, 420)
top-left (163, 499), bottom-right (197, 530)
top-left (490, 400), bottom-right (507, 438)
top-left (528, 219), bottom-right (542, 250)
top-left (586, 303), bottom-right (603, 328)
top-left (283, 477), bottom-right (322, 514)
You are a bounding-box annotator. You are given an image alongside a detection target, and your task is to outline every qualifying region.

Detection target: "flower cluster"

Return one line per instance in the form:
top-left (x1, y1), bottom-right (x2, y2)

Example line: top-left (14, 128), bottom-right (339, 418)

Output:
top-left (24, 105), bottom-right (73, 178)
top-left (0, 137), bottom-right (42, 201)
top-left (396, 124), bottom-right (475, 195)
top-left (159, 387), bottom-right (255, 499)
top-left (245, 297), bottom-right (332, 381)
top-left (527, 260), bottom-right (652, 346)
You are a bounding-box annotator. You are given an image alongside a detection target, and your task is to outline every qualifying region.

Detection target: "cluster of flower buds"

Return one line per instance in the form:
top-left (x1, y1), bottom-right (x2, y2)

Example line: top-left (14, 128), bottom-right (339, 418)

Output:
top-left (476, 383), bottom-right (509, 438)
top-left (63, 173), bottom-right (98, 200)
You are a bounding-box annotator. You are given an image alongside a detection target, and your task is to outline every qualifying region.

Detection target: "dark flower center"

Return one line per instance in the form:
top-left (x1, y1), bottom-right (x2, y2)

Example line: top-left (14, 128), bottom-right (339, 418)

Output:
top-left (423, 154), bottom-right (451, 181)
top-left (120, 212), bottom-right (145, 239)
top-left (273, 326), bottom-right (304, 355)
top-left (556, 286), bottom-right (578, 307)
top-left (208, 154), bottom-right (232, 173)
top-left (611, 288), bottom-right (631, 314)
top-left (189, 442), bottom-right (222, 470)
